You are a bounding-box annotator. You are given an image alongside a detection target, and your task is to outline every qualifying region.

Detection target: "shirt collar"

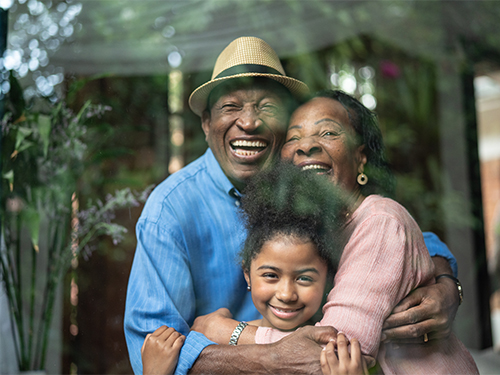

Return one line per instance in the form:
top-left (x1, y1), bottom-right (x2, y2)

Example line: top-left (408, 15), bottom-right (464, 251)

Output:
top-left (204, 148), bottom-right (241, 198)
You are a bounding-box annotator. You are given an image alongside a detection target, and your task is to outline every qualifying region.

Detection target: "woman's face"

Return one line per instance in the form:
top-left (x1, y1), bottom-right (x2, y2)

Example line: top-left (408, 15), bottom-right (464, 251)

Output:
top-left (281, 97), bottom-right (366, 193)
top-left (244, 234), bottom-right (328, 331)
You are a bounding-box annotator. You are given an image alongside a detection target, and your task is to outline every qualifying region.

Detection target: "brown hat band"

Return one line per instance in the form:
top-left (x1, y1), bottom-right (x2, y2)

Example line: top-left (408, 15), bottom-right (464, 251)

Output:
top-left (215, 64), bottom-right (283, 79)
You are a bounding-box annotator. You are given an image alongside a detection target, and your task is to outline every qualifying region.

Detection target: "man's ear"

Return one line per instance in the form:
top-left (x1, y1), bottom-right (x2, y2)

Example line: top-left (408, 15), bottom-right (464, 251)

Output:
top-left (201, 110), bottom-right (211, 140)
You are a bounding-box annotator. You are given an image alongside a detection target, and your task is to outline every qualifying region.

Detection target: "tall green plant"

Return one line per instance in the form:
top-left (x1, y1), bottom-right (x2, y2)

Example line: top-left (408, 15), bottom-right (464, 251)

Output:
top-left (0, 75), bottom-right (151, 371)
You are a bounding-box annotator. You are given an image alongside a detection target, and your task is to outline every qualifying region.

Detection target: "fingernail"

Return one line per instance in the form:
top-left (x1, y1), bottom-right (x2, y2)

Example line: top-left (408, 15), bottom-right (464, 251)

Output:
top-left (380, 333), bottom-right (387, 341)
top-left (338, 331), bottom-right (344, 335)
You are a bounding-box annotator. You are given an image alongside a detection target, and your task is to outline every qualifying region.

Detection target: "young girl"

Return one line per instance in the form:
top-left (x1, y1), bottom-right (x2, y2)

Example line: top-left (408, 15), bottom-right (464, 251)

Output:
top-left (142, 162), bottom-right (367, 375)
top-left (239, 161), bottom-right (367, 375)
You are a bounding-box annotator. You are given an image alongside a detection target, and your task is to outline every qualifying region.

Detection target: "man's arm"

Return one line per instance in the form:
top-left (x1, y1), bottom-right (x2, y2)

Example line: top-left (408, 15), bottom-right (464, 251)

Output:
top-left (381, 232), bottom-right (460, 343)
top-left (423, 232), bottom-right (458, 276)
top-left (124, 217), bottom-right (214, 375)
top-left (189, 326), bottom-right (337, 375)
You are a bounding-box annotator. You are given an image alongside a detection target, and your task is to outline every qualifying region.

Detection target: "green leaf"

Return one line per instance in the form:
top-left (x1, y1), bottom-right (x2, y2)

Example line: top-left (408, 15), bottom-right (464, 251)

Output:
top-left (21, 205), bottom-right (41, 252)
top-left (75, 100), bottom-right (91, 123)
top-left (8, 73), bottom-right (26, 119)
top-left (3, 170), bottom-right (14, 191)
top-left (15, 140), bottom-right (35, 154)
top-left (15, 126), bottom-right (33, 150)
top-left (38, 115), bottom-right (52, 157)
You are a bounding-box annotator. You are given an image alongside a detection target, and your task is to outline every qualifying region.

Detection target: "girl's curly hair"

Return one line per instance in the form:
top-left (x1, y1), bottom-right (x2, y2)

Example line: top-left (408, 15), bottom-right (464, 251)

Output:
top-left (240, 161), bottom-right (348, 278)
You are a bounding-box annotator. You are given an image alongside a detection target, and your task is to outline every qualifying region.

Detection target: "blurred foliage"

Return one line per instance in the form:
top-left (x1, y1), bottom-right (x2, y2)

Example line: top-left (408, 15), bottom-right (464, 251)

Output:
top-left (0, 74), bottom-right (151, 371)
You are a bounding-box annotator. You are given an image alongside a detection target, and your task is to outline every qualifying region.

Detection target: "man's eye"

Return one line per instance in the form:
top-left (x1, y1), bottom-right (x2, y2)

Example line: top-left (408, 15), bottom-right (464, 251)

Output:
top-left (260, 104), bottom-right (281, 115)
top-left (221, 104), bottom-right (238, 109)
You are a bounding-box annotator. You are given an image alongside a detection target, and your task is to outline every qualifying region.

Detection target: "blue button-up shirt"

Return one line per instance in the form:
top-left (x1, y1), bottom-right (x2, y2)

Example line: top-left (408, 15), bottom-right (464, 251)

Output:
top-left (124, 148), bottom-right (457, 375)
top-left (124, 149), bottom-right (259, 375)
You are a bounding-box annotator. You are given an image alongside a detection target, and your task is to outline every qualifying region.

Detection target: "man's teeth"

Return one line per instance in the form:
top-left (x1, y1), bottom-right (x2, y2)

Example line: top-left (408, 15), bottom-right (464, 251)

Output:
top-left (302, 164), bottom-right (328, 171)
top-left (232, 140), bottom-right (267, 156)
top-left (235, 149), bottom-right (259, 156)
top-left (232, 140), bottom-right (267, 148)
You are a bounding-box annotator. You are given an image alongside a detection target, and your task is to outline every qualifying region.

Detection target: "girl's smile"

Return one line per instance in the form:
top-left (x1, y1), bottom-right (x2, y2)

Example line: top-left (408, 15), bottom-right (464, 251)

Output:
top-left (244, 234), bottom-right (329, 331)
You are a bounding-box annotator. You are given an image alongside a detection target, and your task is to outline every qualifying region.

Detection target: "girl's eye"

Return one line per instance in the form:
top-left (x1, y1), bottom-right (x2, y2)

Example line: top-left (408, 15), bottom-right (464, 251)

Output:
top-left (262, 272), bottom-right (278, 279)
top-left (297, 275), bottom-right (314, 283)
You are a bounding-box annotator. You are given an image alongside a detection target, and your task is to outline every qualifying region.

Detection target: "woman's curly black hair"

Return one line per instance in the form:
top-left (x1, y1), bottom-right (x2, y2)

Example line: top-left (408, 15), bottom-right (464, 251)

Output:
top-left (311, 90), bottom-right (395, 197)
top-left (240, 161), bottom-right (348, 278)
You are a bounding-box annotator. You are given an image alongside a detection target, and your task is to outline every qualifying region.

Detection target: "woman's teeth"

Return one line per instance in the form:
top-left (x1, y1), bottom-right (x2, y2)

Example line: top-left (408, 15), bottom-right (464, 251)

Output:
top-left (302, 164), bottom-right (329, 172)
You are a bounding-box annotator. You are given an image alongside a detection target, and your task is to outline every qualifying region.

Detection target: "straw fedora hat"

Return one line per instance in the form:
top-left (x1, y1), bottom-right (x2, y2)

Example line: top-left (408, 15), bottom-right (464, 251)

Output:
top-left (188, 36), bottom-right (309, 116)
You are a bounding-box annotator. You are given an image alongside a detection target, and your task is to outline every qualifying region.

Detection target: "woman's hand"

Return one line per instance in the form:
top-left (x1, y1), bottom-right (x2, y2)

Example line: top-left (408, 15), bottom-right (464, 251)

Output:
top-left (321, 333), bottom-right (368, 375)
top-left (381, 257), bottom-right (459, 344)
top-left (141, 326), bottom-right (185, 375)
top-left (191, 307), bottom-right (240, 344)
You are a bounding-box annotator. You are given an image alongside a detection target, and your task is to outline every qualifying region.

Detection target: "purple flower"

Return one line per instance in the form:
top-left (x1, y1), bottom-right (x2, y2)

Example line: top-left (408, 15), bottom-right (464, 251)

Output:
top-left (380, 60), bottom-right (401, 79)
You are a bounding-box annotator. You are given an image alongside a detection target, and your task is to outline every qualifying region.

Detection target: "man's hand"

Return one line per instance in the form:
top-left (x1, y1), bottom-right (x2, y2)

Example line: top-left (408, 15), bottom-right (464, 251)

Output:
top-left (141, 326), bottom-right (185, 375)
top-left (381, 278), bottom-right (459, 344)
top-left (191, 308), bottom-right (239, 344)
top-left (189, 325), bottom-right (338, 374)
top-left (268, 326), bottom-right (339, 374)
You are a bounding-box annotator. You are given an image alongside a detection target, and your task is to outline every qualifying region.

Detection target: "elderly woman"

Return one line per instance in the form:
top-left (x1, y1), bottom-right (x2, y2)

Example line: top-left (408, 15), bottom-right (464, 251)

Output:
top-left (194, 90), bottom-right (478, 374)
top-left (254, 90), bottom-right (478, 374)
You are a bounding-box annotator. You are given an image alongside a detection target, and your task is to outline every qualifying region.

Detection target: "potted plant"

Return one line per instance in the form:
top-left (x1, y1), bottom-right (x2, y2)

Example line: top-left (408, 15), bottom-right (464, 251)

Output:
top-left (0, 75), bottom-right (151, 372)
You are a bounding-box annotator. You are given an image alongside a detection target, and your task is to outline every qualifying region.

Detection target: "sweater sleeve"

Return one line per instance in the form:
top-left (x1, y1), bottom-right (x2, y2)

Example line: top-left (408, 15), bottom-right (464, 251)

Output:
top-left (318, 213), bottom-right (433, 361)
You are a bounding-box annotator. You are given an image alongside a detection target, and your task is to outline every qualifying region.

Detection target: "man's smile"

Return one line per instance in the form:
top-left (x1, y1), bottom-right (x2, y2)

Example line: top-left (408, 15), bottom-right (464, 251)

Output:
top-left (230, 139), bottom-right (268, 157)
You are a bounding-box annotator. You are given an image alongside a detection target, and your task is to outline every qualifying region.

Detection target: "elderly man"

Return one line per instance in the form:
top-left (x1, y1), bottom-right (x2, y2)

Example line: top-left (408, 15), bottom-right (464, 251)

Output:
top-left (124, 37), bottom-right (460, 375)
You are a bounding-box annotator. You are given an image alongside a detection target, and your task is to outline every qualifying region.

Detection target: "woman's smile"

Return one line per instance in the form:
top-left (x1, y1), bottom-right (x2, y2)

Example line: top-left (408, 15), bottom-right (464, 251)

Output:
top-left (281, 97), bottom-right (367, 194)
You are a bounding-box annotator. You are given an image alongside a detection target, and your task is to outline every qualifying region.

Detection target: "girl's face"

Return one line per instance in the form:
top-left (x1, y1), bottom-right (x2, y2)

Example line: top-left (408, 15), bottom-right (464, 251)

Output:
top-left (281, 97), bottom-right (366, 193)
top-left (244, 234), bottom-right (328, 331)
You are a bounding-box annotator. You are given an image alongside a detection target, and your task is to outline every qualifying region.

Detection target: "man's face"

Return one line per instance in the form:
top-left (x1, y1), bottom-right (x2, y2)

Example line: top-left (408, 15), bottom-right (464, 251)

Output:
top-left (202, 81), bottom-right (290, 191)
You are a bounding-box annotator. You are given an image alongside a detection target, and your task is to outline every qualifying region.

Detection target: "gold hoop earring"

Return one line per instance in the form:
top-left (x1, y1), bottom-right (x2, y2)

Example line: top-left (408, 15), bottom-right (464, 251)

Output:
top-left (357, 173), bottom-right (368, 185)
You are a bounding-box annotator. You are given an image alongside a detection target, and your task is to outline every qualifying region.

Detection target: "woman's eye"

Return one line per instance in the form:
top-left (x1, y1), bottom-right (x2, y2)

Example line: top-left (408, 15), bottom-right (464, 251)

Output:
top-left (285, 136), bottom-right (299, 143)
top-left (323, 131), bottom-right (339, 137)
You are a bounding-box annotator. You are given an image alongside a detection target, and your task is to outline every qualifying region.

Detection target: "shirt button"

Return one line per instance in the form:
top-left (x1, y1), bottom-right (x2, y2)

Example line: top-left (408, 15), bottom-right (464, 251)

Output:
top-left (235, 200), bottom-right (240, 207)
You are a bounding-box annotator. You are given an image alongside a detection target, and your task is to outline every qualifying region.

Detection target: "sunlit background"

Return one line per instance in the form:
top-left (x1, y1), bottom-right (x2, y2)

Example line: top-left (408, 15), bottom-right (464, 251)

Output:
top-left (1, 1), bottom-right (500, 374)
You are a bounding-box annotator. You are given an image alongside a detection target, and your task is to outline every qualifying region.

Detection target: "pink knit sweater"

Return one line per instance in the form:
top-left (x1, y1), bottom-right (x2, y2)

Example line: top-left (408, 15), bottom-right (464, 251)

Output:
top-left (255, 195), bottom-right (478, 374)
